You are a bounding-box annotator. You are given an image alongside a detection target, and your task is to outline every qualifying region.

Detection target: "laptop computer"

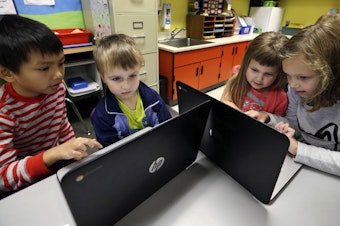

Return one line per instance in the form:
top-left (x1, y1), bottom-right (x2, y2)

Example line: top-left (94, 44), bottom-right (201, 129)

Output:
top-left (176, 81), bottom-right (302, 204)
top-left (57, 101), bottom-right (210, 226)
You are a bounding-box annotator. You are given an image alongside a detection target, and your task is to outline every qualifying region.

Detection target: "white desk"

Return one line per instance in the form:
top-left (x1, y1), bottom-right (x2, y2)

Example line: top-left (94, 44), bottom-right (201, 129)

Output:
top-left (0, 153), bottom-right (340, 226)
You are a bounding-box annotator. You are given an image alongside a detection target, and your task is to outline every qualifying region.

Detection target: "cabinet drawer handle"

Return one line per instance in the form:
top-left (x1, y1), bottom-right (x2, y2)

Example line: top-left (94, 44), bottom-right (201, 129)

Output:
top-left (133, 35), bottom-right (146, 39)
top-left (196, 67), bottom-right (199, 76)
top-left (140, 72), bottom-right (147, 76)
top-left (201, 65), bottom-right (204, 75)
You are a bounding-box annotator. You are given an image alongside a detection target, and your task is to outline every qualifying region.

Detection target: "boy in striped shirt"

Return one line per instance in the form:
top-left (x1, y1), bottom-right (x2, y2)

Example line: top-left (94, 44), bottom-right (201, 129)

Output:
top-left (0, 15), bottom-right (102, 198)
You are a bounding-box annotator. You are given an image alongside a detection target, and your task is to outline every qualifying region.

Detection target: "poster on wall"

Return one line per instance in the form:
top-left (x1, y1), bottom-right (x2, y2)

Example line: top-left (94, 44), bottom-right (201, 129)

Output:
top-left (24, 0), bottom-right (55, 5)
top-left (13, 0), bottom-right (84, 29)
top-left (0, 0), bottom-right (17, 15)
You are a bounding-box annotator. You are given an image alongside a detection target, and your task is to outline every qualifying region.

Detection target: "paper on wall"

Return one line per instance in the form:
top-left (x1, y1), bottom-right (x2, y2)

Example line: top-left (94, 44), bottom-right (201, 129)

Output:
top-left (24, 0), bottom-right (55, 6)
top-left (0, 0), bottom-right (17, 15)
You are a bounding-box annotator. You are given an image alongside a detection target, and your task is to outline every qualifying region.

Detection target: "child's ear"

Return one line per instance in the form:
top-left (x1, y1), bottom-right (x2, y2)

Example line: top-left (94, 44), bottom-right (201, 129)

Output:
top-left (0, 65), bottom-right (15, 83)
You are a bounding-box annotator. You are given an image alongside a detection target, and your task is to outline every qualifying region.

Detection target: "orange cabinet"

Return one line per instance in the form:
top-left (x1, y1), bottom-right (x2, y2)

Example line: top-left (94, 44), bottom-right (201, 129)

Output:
top-left (159, 46), bottom-right (222, 104)
top-left (219, 41), bottom-right (249, 82)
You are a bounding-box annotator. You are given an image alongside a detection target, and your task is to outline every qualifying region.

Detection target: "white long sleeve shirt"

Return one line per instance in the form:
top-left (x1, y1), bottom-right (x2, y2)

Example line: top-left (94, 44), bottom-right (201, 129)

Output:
top-left (268, 86), bottom-right (340, 176)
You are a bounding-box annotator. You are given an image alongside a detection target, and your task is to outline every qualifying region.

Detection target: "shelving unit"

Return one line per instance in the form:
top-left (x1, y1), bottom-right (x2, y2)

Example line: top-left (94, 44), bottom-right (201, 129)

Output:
top-left (64, 47), bottom-right (102, 98)
top-left (63, 46), bottom-right (103, 135)
top-left (187, 15), bottom-right (235, 39)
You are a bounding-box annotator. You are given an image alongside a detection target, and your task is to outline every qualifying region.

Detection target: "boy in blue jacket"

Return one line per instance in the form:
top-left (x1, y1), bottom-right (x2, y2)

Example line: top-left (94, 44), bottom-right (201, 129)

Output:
top-left (91, 34), bottom-right (172, 147)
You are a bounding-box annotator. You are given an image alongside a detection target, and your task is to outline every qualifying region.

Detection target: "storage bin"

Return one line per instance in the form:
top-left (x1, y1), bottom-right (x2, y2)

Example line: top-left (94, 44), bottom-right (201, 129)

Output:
top-left (239, 25), bottom-right (252, 34)
top-left (53, 29), bottom-right (91, 46)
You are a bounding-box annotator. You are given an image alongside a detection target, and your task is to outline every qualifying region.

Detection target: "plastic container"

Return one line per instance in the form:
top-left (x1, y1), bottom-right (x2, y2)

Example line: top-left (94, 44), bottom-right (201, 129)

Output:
top-left (239, 25), bottom-right (252, 34)
top-left (263, 1), bottom-right (277, 6)
top-left (67, 77), bottom-right (89, 90)
top-left (53, 29), bottom-right (91, 46)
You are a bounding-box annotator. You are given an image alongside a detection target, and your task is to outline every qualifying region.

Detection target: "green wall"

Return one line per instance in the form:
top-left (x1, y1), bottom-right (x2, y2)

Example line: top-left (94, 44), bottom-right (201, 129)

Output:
top-left (279, 0), bottom-right (340, 26)
top-left (158, 0), bottom-right (340, 31)
top-left (158, 0), bottom-right (188, 31)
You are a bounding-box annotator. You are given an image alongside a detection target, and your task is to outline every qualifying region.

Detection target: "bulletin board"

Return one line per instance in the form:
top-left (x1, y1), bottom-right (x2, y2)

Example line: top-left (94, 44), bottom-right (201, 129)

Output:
top-left (13, 0), bottom-right (85, 29)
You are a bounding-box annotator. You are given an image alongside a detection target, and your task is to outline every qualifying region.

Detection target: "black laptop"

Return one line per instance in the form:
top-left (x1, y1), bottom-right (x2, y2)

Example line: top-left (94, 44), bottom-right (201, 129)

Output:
top-left (176, 81), bottom-right (302, 204)
top-left (57, 102), bottom-right (210, 226)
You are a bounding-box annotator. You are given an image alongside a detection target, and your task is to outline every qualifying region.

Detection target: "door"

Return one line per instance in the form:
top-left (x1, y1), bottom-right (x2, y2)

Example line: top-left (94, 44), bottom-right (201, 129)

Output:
top-left (233, 42), bottom-right (249, 66)
top-left (219, 44), bottom-right (234, 82)
top-left (173, 63), bottom-right (200, 100)
top-left (198, 58), bottom-right (221, 90)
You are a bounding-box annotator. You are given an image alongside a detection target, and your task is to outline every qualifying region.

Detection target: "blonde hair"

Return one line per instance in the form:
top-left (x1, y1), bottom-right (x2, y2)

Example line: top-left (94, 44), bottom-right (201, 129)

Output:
top-left (279, 14), bottom-right (340, 111)
top-left (93, 34), bottom-right (144, 76)
top-left (226, 32), bottom-right (289, 108)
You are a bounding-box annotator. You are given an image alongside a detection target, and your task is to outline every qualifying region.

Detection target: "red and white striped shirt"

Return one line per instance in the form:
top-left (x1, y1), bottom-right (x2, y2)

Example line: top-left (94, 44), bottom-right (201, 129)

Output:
top-left (0, 83), bottom-right (75, 191)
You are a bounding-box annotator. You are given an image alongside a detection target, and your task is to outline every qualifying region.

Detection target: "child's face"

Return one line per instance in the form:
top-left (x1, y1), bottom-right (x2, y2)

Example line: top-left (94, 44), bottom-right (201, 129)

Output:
top-left (246, 59), bottom-right (279, 92)
top-left (282, 54), bottom-right (320, 99)
top-left (10, 51), bottom-right (65, 98)
top-left (102, 65), bottom-right (140, 102)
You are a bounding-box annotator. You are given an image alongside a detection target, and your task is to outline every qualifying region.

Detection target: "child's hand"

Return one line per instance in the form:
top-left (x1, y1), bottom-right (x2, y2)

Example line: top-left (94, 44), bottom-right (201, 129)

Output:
top-left (221, 100), bottom-right (241, 111)
top-left (245, 110), bottom-right (270, 123)
top-left (43, 137), bottom-right (103, 167)
top-left (275, 122), bottom-right (298, 155)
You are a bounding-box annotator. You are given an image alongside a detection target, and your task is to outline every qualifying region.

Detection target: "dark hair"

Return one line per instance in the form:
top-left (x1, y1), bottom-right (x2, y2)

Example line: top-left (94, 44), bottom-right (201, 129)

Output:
top-left (0, 15), bottom-right (63, 73)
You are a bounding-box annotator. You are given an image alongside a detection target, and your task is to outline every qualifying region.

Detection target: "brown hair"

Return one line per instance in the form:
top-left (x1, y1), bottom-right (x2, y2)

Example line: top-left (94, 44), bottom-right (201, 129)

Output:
top-left (279, 14), bottom-right (340, 111)
top-left (93, 34), bottom-right (144, 76)
top-left (224, 32), bottom-right (289, 108)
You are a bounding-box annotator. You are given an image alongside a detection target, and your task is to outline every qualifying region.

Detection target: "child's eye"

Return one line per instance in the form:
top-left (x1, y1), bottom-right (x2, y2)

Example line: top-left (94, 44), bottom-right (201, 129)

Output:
top-left (130, 74), bottom-right (137, 78)
top-left (38, 67), bottom-right (49, 71)
top-left (299, 76), bottom-right (308, 80)
top-left (112, 77), bottom-right (122, 82)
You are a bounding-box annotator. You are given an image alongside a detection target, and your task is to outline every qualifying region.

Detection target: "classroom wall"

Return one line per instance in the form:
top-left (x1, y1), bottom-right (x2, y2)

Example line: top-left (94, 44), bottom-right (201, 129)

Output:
top-left (13, 0), bottom-right (340, 32)
top-left (157, 0), bottom-right (340, 32)
top-left (158, 0), bottom-right (188, 31)
top-left (13, 0), bottom-right (85, 29)
top-left (279, 0), bottom-right (340, 26)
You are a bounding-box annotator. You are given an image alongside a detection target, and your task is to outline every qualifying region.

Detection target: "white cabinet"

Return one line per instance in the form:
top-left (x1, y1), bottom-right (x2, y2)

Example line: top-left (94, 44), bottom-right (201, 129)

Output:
top-left (140, 53), bottom-right (158, 87)
top-left (111, 0), bottom-right (157, 13)
top-left (81, 0), bottom-right (159, 92)
top-left (114, 14), bottom-right (158, 54)
top-left (108, 0), bottom-right (159, 91)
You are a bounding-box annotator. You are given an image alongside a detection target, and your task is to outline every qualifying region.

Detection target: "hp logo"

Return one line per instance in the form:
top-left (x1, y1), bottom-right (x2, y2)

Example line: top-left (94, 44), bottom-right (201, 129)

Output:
top-left (149, 157), bottom-right (165, 173)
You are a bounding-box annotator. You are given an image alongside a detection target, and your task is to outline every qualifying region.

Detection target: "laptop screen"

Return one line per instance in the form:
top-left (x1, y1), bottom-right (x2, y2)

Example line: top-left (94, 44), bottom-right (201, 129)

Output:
top-left (176, 81), bottom-right (290, 204)
top-left (58, 102), bottom-right (210, 226)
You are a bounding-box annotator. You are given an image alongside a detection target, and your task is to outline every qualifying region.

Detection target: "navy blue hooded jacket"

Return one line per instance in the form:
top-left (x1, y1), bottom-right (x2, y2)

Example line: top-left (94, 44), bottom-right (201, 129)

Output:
top-left (91, 82), bottom-right (172, 147)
